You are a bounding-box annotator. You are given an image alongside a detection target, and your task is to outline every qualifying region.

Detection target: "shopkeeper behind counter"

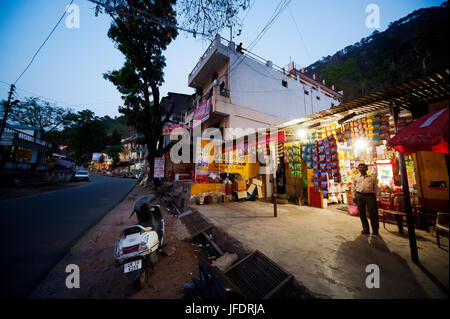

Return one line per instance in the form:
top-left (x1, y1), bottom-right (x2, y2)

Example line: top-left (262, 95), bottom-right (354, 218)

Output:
top-left (352, 163), bottom-right (380, 236)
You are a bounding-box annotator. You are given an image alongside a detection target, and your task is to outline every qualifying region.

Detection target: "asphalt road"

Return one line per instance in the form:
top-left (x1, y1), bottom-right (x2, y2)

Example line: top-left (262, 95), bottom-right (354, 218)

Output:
top-left (0, 175), bottom-right (137, 299)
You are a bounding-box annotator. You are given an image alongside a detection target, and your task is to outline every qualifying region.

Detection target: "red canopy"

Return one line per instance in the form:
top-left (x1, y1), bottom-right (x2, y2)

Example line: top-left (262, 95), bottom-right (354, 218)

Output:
top-left (387, 107), bottom-right (449, 154)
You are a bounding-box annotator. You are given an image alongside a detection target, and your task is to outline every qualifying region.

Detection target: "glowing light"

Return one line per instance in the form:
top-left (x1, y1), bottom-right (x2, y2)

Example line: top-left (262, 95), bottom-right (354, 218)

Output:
top-left (296, 129), bottom-right (307, 139)
top-left (354, 138), bottom-right (369, 151)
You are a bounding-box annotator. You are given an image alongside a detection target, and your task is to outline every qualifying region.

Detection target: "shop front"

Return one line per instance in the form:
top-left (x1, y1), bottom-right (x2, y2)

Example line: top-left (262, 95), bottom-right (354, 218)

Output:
top-left (187, 131), bottom-right (287, 204)
top-left (276, 106), bottom-right (423, 226)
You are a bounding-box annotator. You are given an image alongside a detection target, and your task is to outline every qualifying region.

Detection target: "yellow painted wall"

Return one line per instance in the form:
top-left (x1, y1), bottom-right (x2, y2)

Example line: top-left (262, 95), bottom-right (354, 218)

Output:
top-left (190, 183), bottom-right (225, 196)
top-left (197, 139), bottom-right (259, 180)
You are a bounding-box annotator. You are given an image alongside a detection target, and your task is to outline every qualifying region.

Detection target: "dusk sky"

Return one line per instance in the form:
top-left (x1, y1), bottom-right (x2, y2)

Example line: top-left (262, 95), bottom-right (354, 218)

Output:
top-left (0, 0), bottom-right (444, 118)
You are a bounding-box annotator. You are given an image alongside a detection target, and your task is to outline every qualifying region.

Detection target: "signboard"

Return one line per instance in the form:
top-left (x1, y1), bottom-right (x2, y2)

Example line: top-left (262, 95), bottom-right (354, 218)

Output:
top-left (162, 123), bottom-right (185, 136)
top-left (193, 98), bottom-right (211, 127)
top-left (0, 132), bottom-right (14, 146)
top-left (153, 157), bottom-right (165, 178)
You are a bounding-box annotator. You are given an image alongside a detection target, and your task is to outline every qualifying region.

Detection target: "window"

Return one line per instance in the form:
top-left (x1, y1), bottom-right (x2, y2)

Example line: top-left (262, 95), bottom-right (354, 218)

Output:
top-left (316, 96), bottom-right (320, 100)
top-left (304, 90), bottom-right (309, 95)
top-left (282, 80), bottom-right (288, 88)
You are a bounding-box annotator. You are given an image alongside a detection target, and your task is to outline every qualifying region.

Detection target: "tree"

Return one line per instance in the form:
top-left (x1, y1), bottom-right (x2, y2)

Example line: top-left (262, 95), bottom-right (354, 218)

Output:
top-left (105, 144), bottom-right (123, 168)
top-left (67, 110), bottom-right (108, 166)
top-left (94, 0), bottom-right (249, 179)
top-left (108, 129), bottom-right (122, 145)
top-left (0, 96), bottom-right (73, 136)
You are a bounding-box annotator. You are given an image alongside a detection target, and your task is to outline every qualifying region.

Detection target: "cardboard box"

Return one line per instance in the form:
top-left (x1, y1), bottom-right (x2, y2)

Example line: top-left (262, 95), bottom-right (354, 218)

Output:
top-left (233, 179), bottom-right (247, 192)
top-left (252, 178), bottom-right (262, 187)
top-left (247, 184), bottom-right (256, 195)
top-left (257, 186), bottom-right (263, 198)
top-left (237, 191), bottom-right (247, 199)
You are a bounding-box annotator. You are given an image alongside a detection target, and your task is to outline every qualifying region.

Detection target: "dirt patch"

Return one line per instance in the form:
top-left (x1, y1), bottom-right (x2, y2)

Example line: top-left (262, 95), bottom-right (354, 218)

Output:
top-left (30, 186), bottom-right (201, 299)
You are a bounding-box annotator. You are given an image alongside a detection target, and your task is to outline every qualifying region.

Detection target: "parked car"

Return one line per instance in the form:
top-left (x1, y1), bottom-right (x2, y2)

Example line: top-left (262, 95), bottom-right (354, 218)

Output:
top-left (73, 170), bottom-right (90, 181)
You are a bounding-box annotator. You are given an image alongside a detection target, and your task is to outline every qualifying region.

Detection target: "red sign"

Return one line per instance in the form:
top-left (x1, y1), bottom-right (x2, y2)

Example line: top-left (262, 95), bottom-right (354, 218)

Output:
top-left (266, 131), bottom-right (285, 144)
top-left (193, 98), bottom-right (211, 127)
top-left (162, 123), bottom-right (185, 136)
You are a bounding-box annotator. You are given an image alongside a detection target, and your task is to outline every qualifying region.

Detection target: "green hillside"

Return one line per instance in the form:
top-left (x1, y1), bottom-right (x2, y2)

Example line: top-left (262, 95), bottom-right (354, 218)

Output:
top-left (305, 2), bottom-right (449, 102)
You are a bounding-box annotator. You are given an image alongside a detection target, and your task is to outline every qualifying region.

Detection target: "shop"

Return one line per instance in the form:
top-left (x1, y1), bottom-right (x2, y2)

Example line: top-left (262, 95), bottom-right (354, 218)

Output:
top-left (186, 132), bottom-right (286, 204)
top-left (275, 105), bottom-right (422, 225)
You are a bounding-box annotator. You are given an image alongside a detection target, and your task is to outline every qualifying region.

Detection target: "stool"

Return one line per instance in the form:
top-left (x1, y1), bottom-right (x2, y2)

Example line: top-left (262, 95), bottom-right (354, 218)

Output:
top-left (382, 209), bottom-right (407, 234)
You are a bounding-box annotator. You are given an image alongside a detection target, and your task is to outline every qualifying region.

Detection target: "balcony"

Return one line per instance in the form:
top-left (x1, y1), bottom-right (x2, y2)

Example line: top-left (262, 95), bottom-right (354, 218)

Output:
top-left (186, 85), bottom-right (231, 121)
top-left (188, 35), bottom-right (234, 88)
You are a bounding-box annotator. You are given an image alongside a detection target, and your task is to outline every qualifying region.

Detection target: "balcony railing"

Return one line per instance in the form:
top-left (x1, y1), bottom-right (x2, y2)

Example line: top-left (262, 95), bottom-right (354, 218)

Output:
top-left (189, 35), bottom-right (232, 79)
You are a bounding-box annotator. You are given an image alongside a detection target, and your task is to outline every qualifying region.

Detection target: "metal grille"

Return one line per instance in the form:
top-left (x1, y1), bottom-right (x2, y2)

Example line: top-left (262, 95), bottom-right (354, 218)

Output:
top-left (180, 210), bottom-right (214, 238)
top-left (225, 250), bottom-right (293, 299)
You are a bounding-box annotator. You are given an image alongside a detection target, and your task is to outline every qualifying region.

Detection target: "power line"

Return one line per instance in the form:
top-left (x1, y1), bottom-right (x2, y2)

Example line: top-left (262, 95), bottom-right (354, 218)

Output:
top-left (287, 4), bottom-right (313, 66)
top-left (1, 79), bottom-right (122, 112)
top-left (14, 0), bottom-right (75, 85)
top-left (88, 0), bottom-right (212, 39)
top-left (239, 0), bottom-right (256, 25)
top-left (229, 0), bottom-right (291, 76)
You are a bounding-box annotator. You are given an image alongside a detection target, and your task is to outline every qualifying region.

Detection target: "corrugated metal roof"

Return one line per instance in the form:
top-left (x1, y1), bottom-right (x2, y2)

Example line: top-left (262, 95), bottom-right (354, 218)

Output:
top-left (277, 69), bottom-right (449, 129)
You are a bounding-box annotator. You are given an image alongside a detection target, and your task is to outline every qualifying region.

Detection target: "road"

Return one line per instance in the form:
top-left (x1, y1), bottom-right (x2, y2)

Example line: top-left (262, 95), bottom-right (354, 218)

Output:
top-left (0, 175), bottom-right (137, 299)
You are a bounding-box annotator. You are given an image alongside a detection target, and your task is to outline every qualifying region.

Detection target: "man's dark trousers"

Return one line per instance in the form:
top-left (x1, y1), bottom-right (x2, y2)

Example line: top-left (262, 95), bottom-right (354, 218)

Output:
top-left (355, 192), bottom-right (379, 232)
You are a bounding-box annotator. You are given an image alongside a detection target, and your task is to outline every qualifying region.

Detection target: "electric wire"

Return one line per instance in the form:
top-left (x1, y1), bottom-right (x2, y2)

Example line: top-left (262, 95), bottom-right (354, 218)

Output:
top-left (14, 0), bottom-right (75, 85)
top-left (88, 0), bottom-right (213, 39)
top-left (229, 0), bottom-right (291, 77)
top-left (1, 79), bottom-right (122, 113)
top-left (287, 4), bottom-right (313, 66)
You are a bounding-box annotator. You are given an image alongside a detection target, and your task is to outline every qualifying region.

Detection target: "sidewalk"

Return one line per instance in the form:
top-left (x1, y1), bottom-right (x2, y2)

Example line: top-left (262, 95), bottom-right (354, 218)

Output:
top-left (194, 201), bottom-right (449, 299)
top-left (30, 186), bottom-right (200, 299)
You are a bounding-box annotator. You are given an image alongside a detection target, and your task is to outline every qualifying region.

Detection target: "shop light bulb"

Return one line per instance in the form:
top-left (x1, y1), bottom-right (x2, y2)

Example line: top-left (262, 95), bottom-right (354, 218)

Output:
top-left (297, 129), bottom-right (307, 139)
top-left (355, 138), bottom-right (368, 150)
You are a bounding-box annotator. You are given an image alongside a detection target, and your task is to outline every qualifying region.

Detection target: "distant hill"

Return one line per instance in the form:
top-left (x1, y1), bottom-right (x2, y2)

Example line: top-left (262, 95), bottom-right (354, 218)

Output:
top-left (305, 2), bottom-right (449, 102)
top-left (99, 115), bottom-right (129, 141)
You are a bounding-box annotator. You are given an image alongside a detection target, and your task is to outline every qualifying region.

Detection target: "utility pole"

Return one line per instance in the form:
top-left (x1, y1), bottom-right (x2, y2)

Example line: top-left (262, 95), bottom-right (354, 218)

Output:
top-left (0, 84), bottom-right (15, 179)
top-left (1, 84), bottom-right (15, 135)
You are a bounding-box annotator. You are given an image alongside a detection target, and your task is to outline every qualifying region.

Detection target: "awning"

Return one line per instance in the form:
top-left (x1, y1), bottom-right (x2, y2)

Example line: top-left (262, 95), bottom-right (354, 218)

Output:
top-left (387, 107), bottom-right (449, 154)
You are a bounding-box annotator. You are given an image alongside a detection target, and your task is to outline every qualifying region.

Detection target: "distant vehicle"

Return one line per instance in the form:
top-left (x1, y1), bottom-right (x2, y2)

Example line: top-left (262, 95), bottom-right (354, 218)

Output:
top-left (73, 170), bottom-right (90, 181)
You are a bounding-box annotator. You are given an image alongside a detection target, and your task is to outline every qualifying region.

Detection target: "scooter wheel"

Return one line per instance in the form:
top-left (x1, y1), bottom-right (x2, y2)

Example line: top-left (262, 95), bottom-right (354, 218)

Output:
top-left (133, 269), bottom-right (147, 290)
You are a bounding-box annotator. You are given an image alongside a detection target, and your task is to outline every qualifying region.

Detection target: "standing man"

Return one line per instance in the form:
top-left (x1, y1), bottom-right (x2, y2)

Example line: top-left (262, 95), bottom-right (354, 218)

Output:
top-left (352, 163), bottom-right (379, 235)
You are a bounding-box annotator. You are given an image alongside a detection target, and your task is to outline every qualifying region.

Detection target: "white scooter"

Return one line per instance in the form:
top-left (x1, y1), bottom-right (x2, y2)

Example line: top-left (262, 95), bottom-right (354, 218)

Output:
top-left (114, 196), bottom-right (164, 289)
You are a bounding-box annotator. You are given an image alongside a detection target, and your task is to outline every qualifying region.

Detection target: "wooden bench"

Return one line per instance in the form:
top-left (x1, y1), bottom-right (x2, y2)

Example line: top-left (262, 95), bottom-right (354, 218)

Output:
top-left (382, 209), bottom-right (407, 234)
top-left (435, 212), bottom-right (449, 248)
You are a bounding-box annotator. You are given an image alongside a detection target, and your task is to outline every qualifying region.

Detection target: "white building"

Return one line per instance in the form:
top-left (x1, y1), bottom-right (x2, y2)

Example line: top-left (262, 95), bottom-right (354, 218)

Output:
top-left (185, 34), bottom-right (343, 140)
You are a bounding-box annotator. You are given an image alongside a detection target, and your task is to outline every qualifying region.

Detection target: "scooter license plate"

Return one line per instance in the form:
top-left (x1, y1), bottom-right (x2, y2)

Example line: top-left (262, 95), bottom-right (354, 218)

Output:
top-left (124, 260), bottom-right (142, 273)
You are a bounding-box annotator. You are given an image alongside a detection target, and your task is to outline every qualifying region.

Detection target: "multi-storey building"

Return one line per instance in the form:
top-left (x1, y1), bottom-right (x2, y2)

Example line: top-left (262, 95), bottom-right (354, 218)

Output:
top-left (119, 127), bottom-right (147, 173)
top-left (185, 34), bottom-right (343, 141)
